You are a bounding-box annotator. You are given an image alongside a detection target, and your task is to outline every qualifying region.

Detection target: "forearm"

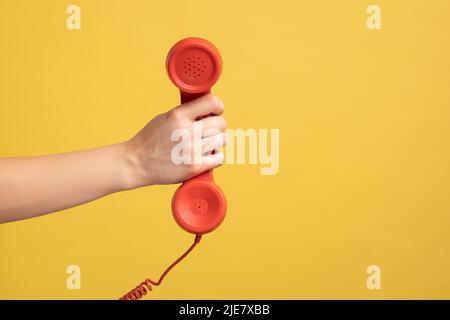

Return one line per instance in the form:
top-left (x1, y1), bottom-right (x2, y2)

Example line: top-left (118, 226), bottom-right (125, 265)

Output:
top-left (0, 143), bottom-right (132, 223)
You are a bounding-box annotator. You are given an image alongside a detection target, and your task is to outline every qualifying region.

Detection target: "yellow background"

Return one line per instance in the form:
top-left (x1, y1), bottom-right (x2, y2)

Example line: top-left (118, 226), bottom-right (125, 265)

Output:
top-left (1, 0), bottom-right (450, 299)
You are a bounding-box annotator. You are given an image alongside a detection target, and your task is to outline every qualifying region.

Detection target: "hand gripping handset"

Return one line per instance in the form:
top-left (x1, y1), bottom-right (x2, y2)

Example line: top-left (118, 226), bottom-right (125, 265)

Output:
top-left (167, 37), bottom-right (227, 235)
top-left (120, 38), bottom-right (226, 300)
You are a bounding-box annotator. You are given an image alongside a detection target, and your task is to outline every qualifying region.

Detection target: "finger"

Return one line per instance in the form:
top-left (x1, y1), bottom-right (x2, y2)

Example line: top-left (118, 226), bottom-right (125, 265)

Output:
top-left (199, 116), bottom-right (226, 137)
top-left (201, 151), bottom-right (224, 169)
top-left (202, 132), bottom-right (227, 154)
top-left (179, 95), bottom-right (224, 120)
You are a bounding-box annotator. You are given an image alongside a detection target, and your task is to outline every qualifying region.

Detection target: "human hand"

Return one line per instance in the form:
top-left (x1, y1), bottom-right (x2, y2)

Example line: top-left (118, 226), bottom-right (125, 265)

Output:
top-left (122, 95), bottom-right (227, 189)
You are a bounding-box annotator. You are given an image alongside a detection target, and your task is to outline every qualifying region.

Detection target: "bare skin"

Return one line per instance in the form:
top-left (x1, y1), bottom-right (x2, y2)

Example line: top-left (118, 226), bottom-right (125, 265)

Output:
top-left (0, 95), bottom-right (226, 224)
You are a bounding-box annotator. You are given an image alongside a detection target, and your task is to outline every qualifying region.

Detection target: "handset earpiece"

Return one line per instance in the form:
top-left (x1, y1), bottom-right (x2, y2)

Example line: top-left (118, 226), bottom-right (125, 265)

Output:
top-left (166, 37), bottom-right (227, 234)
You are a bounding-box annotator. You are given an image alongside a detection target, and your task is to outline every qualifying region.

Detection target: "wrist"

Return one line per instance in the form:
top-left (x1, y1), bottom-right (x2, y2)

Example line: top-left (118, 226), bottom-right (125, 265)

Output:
top-left (115, 140), bottom-right (150, 191)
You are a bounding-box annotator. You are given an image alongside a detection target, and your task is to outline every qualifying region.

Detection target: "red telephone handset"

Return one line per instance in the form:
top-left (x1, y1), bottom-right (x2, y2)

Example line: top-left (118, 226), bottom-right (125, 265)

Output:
top-left (120, 38), bottom-right (226, 300)
top-left (167, 37), bottom-right (227, 234)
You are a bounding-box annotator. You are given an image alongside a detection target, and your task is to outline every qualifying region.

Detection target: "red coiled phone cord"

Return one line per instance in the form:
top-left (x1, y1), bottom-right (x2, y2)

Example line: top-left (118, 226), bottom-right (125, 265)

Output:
top-left (119, 234), bottom-right (202, 300)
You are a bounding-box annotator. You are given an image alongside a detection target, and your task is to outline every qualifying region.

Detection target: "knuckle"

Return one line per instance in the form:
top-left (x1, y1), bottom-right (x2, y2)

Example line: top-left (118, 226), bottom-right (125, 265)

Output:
top-left (209, 95), bottom-right (224, 114)
top-left (206, 94), bottom-right (216, 104)
top-left (218, 116), bottom-right (227, 130)
top-left (221, 131), bottom-right (227, 144)
top-left (167, 108), bottom-right (179, 119)
top-left (167, 108), bottom-right (183, 122)
top-left (215, 98), bottom-right (225, 113)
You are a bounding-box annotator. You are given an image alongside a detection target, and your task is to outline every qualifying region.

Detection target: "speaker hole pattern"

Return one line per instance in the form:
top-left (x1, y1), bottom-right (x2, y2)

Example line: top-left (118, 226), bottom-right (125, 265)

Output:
top-left (183, 56), bottom-right (206, 79)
